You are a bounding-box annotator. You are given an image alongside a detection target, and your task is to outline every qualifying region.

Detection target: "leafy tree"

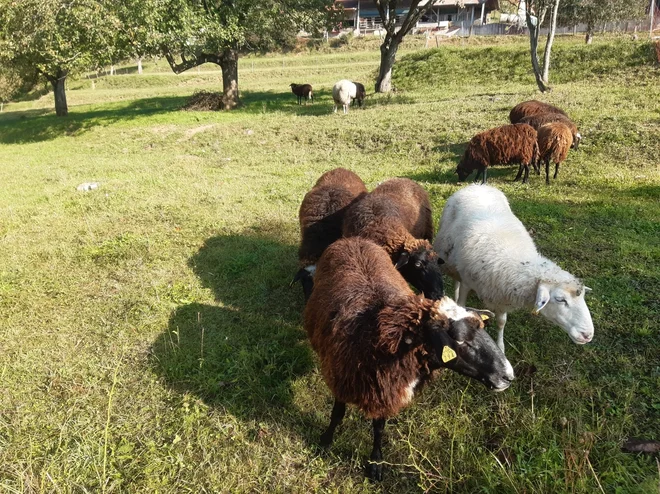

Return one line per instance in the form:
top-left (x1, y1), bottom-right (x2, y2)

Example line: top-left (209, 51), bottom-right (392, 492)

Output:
top-left (153, 0), bottom-right (334, 110)
top-left (557, 0), bottom-right (647, 44)
top-left (0, 0), bottom-right (120, 116)
top-left (524, 0), bottom-right (561, 92)
top-left (373, 0), bottom-right (434, 93)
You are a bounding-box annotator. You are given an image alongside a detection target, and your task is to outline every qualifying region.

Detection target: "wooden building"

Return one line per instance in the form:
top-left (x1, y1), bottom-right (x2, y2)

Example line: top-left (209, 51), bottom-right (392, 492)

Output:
top-left (335, 0), bottom-right (499, 33)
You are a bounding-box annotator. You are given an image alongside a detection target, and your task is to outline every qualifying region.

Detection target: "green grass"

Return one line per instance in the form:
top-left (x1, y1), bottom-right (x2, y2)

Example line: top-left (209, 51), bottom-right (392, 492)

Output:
top-left (0, 34), bottom-right (658, 492)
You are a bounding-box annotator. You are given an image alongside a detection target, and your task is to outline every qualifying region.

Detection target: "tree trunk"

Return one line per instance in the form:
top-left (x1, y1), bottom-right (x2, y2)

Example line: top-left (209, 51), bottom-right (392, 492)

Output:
top-left (375, 33), bottom-right (401, 93)
top-left (526, 11), bottom-right (551, 92)
top-left (541, 0), bottom-right (560, 84)
top-left (48, 70), bottom-right (69, 117)
top-left (220, 48), bottom-right (239, 110)
top-left (585, 23), bottom-right (593, 44)
top-left (137, 57), bottom-right (143, 75)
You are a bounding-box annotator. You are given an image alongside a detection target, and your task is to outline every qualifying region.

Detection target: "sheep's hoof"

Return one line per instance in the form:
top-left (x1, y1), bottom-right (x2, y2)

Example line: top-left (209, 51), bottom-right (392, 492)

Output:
top-left (366, 461), bottom-right (383, 482)
top-left (319, 431), bottom-right (333, 448)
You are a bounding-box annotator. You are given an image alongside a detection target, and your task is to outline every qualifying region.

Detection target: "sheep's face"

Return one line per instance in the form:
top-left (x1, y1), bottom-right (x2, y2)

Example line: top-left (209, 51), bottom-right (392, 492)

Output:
top-left (290, 266), bottom-right (315, 303)
top-left (455, 155), bottom-right (471, 181)
top-left (395, 247), bottom-right (445, 299)
top-left (426, 298), bottom-right (514, 391)
top-left (535, 283), bottom-right (594, 344)
top-left (572, 132), bottom-right (581, 149)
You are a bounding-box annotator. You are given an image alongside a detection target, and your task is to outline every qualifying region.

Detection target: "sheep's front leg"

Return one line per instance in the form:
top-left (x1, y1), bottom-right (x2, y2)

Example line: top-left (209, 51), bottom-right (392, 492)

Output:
top-left (522, 164), bottom-right (530, 184)
top-left (553, 162), bottom-right (560, 180)
top-left (482, 167), bottom-right (488, 184)
top-left (343, 104), bottom-right (348, 114)
top-left (454, 281), bottom-right (461, 302)
top-left (367, 418), bottom-right (386, 481)
top-left (457, 283), bottom-right (470, 307)
top-left (320, 399), bottom-right (346, 447)
top-left (513, 165), bottom-right (524, 182)
top-left (545, 158), bottom-right (551, 185)
top-left (333, 104), bottom-right (338, 113)
top-left (496, 312), bottom-right (507, 353)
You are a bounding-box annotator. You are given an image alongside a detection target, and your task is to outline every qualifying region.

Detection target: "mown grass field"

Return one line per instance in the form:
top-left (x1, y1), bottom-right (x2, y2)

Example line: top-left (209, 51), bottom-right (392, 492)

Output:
top-left (0, 35), bottom-right (658, 492)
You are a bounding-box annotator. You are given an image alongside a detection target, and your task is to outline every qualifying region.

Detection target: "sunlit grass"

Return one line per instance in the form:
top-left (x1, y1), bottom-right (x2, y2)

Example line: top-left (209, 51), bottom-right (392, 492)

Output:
top-left (0, 34), bottom-right (658, 492)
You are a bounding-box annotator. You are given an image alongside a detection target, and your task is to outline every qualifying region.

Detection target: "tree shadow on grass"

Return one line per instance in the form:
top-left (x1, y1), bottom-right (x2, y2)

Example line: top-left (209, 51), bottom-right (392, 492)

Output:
top-left (0, 95), bottom-right (187, 145)
top-left (150, 225), bottom-right (334, 445)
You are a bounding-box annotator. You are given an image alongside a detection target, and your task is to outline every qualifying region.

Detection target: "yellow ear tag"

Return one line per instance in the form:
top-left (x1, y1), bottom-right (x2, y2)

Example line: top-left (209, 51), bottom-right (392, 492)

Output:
top-left (481, 314), bottom-right (489, 321)
top-left (442, 346), bottom-right (457, 363)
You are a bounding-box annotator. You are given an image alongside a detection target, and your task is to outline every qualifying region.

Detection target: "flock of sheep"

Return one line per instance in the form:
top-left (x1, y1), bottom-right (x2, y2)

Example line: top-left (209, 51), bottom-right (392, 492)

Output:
top-left (290, 80), bottom-right (367, 114)
top-left (290, 100), bottom-right (594, 481)
top-left (291, 81), bottom-right (582, 185)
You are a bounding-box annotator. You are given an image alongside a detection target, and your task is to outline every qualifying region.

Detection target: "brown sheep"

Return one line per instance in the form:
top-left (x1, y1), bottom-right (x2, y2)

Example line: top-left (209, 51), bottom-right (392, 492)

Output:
top-left (343, 178), bottom-right (444, 299)
top-left (290, 83), bottom-right (313, 105)
top-left (519, 113), bottom-right (581, 150)
top-left (509, 100), bottom-right (568, 124)
top-left (538, 122), bottom-right (573, 184)
top-left (305, 237), bottom-right (514, 481)
top-left (456, 124), bottom-right (539, 184)
top-left (292, 168), bottom-right (367, 301)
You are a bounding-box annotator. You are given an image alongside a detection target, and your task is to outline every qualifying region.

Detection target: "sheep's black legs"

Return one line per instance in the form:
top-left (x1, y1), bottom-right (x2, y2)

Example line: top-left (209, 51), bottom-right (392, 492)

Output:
top-left (367, 418), bottom-right (386, 481)
top-left (513, 165), bottom-right (524, 182)
top-left (481, 167), bottom-right (488, 184)
top-left (522, 164), bottom-right (530, 184)
top-left (554, 162), bottom-right (560, 180)
top-left (545, 159), bottom-right (551, 185)
top-left (320, 399), bottom-right (346, 447)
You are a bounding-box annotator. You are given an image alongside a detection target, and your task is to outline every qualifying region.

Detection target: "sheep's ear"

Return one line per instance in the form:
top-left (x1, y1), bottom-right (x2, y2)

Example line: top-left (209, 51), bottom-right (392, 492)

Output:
top-left (465, 307), bottom-right (495, 321)
top-left (534, 284), bottom-right (551, 314)
top-left (394, 252), bottom-right (410, 269)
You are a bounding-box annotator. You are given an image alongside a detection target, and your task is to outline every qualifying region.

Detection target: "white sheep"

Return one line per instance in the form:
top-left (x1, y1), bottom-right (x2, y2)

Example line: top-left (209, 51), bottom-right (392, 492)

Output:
top-left (433, 185), bottom-right (594, 353)
top-left (332, 80), bottom-right (365, 114)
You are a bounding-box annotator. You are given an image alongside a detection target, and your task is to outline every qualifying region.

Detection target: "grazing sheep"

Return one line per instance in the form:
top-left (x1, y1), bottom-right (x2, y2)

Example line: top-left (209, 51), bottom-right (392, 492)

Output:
top-left (332, 79), bottom-right (366, 114)
top-left (456, 124), bottom-right (539, 184)
top-left (343, 178), bottom-right (444, 299)
top-left (290, 83), bottom-right (313, 105)
top-left (509, 100), bottom-right (568, 124)
top-left (305, 236), bottom-right (514, 481)
top-left (433, 185), bottom-right (594, 353)
top-left (519, 113), bottom-right (582, 150)
top-left (537, 122), bottom-right (573, 184)
top-left (292, 168), bottom-right (367, 301)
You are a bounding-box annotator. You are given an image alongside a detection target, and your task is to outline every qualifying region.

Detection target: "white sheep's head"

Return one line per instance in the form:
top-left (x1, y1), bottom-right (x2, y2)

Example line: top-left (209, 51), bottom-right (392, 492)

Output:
top-left (534, 282), bottom-right (594, 344)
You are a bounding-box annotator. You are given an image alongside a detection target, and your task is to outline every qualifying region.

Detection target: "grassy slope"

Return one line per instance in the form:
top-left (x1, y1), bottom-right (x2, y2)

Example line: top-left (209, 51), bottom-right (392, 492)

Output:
top-left (0, 36), bottom-right (658, 493)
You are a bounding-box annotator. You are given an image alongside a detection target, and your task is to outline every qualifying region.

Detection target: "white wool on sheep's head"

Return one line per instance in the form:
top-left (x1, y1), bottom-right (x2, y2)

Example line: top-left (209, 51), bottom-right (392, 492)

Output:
top-left (534, 282), bottom-right (594, 344)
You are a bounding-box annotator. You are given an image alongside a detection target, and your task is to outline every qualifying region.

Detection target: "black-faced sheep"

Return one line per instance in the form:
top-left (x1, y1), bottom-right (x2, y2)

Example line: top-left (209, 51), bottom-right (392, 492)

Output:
top-left (509, 100), bottom-right (568, 124)
top-left (305, 236), bottom-right (514, 481)
top-left (537, 122), bottom-right (573, 184)
top-left (290, 83), bottom-right (313, 105)
top-left (456, 124), bottom-right (539, 184)
top-left (343, 178), bottom-right (444, 299)
top-left (292, 168), bottom-right (367, 301)
top-left (519, 113), bottom-right (581, 150)
top-left (433, 184), bottom-right (594, 353)
top-left (332, 79), bottom-right (366, 114)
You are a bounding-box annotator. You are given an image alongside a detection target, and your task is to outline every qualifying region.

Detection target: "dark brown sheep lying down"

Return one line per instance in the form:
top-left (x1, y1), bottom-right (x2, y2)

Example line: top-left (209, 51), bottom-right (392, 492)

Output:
top-left (304, 236), bottom-right (514, 481)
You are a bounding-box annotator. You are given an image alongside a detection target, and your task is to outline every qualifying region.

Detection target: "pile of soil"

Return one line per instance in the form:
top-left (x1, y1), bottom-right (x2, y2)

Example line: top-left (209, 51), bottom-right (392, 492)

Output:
top-left (183, 91), bottom-right (223, 111)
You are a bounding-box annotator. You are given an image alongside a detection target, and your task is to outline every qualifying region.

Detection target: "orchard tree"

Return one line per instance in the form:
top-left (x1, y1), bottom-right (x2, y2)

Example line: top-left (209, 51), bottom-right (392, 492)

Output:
top-left (0, 0), bottom-right (120, 116)
top-left (373, 0), bottom-right (434, 93)
top-left (154, 0), bottom-right (334, 110)
top-left (557, 0), bottom-right (647, 44)
top-left (515, 0), bottom-right (561, 92)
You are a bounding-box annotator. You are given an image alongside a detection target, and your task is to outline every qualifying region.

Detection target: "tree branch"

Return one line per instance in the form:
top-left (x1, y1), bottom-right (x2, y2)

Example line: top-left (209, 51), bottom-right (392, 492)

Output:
top-left (396, 0), bottom-right (432, 41)
top-left (162, 48), bottom-right (222, 73)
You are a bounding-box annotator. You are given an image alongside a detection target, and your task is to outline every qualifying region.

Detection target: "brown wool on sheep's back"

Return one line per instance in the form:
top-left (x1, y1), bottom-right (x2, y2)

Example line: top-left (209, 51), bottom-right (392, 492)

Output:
top-left (304, 238), bottom-right (452, 419)
top-left (509, 99), bottom-right (568, 124)
top-left (458, 124), bottom-right (539, 181)
top-left (538, 122), bottom-right (574, 183)
top-left (297, 168), bottom-right (367, 267)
